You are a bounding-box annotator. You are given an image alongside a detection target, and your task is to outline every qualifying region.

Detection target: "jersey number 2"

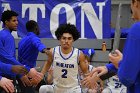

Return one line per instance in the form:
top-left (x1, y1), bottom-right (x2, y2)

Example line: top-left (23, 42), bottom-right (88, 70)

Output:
top-left (115, 82), bottom-right (122, 88)
top-left (62, 69), bottom-right (67, 78)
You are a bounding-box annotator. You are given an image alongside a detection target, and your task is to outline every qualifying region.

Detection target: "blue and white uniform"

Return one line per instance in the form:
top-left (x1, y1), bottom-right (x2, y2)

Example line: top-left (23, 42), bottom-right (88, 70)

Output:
top-left (52, 46), bottom-right (81, 93)
top-left (39, 48), bottom-right (95, 93)
top-left (102, 76), bottom-right (127, 93)
top-left (106, 22), bottom-right (140, 93)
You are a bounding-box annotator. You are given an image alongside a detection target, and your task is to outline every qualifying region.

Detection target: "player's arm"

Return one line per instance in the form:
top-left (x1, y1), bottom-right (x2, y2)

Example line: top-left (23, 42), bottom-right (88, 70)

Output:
top-left (0, 37), bottom-right (21, 65)
top-left (41, 48), bottom-right (53, 75)
top-left (118, 25), bottom-right (140, 87)
top-left (47, 67), bottom-right (53, 84)
top-left (0, 61), bottom-right (12, 73)
top-left (0, 61), bottom-right (28, 75)
top-left (0, 47), bottom-right (22, 65)
top-left (106, 63), bottom-right (118, 73)
top-left (31, 37), bottom-right (46, 53)
top-left (0, 42), bottom-right (30, 73)
top-left (31, 48), bottom-right (53, 85)
top-left (79, 51), bottom-right (89, 76)
top-left (32, 37), bottom-right (51, 55)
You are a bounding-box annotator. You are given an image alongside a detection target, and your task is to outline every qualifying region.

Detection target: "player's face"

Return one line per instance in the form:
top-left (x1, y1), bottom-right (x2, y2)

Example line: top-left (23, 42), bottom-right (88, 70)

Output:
top-left (60, 33), bottom-right (74, 50)
top-left (5, 16), bottom-right (18, 31)
top-left (35, 25), bottom-right (40, 35)
top-left (131, 0), bottom-right (140, 21)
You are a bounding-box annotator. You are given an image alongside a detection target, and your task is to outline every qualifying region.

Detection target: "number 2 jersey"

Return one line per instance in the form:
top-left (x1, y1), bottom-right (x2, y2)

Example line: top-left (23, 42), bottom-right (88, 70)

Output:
top-left (52, 46), bottom-right (80, 88)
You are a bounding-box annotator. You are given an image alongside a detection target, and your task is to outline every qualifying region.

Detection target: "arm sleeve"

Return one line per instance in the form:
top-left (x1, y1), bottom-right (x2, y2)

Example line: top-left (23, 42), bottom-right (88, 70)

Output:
top-left (0, 42), bottom-right (30, 72)
top-left (100, 71), bottom-right (116, 80)
top-left (99, 63), bottom-right (118, 80)
top-left (32, 37), bottom-right (46, 53)
top-left (118, 23), bottom-right (140, 87)
top-left (106, 63), bottom-right (118, 73)
top-left (0, 36), bottom-right (21, 65)
top-left (0, 62), bottom-right (12, 74)
top-left (0, 33), bottom-right (30, 76)
top-left (0, 48), bottom-right (21, 65)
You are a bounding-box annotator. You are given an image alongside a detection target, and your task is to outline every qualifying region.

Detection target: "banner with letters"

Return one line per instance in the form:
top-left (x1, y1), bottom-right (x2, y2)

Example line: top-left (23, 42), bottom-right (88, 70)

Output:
top-left (0, 0), bottom-right (111, 39)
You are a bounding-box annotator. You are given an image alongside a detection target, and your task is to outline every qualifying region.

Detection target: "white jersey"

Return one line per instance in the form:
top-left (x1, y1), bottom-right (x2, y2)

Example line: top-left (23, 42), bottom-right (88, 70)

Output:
top-left (52, 46), bottom-right (80, 88)
top-left (102, 75), bottom-right (127, 93)
top-left (107, 76), bottom-right (126, 89)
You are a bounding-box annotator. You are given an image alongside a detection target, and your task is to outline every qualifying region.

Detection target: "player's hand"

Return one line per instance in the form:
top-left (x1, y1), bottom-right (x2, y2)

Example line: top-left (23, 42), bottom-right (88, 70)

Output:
top-left (81, 72), bottom-right (99, 89)
top-left (11, 65), bottom-right (28, 75)
top-left (20, 75), bottom-right (32, 87)
top-left (30, 72), bottom-right (44, 86)
top-left (0, 77), bottom-right (15, 93)
top-left (43, 49), bottom-right (52, 56)
top-left (90, 66), bottom-right (108, 78)
top-left (88, 89), bottom-right (98, 93)
top-left (109, 49), bottom-right (123, 68)
top-left (27, 68), bottom-right (38, 78)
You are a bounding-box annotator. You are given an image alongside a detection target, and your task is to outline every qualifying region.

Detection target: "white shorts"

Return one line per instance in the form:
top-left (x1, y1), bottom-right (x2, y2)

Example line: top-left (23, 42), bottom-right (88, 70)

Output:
top-left (54, 85), bottom-right (82, 93)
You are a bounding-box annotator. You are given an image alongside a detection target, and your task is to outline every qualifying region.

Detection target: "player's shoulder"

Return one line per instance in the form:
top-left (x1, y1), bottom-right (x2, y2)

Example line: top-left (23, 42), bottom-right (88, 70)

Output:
top-left (31, 35), bottom-right (40, 41)
top-left (129, 22), bottom-right (140, 37)
top-left (49, 48), bottom-right (53, 54)
top-left (52, 46), bottom-right (59, 51)
top-left (78, 49), bottom-right (85, 61)
top-left (0, 29), bottom-right (10, 38)
top-left (51, 46), bottom-right (60, 54)
top-left (132, 21), bottom-right (140, 26)
top-left (74, 47), bottom-right (80, 53)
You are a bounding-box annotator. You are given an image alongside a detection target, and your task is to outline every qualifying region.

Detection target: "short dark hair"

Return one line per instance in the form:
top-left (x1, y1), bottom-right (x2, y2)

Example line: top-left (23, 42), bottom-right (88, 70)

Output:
top-left (132, 0), bottom-right (140, 3)
top-left (55, 23), bottom-right (80, 41)
top-left (26, 20), bottom-right (40, 35)
top-left (1, 10), bottom-right (18, 25)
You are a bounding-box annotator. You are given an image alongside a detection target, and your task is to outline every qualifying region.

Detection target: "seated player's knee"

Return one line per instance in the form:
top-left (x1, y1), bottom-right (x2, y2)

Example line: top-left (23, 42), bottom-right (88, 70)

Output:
top-left (39, 85), bottom-right (54, 93)
top-left (39, 85), bottom-right (48, 93)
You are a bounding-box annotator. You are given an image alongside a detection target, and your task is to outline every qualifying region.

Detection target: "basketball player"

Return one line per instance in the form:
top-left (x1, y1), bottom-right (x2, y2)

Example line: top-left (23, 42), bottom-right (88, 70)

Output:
top-left (32, 23), bottom-right (90, 93)
top-left (17, 20), bottom-right (48, 93)
top-left (39, 48), bottom-right (97, 93)
top-left (102, 75), bottom-right (126, 93)
top-left (0, 10), bottom-right (40, 92)
top-left (82, 0), bottom-right (140, 92)
top-left (79, 48), bottom-right (103, 93)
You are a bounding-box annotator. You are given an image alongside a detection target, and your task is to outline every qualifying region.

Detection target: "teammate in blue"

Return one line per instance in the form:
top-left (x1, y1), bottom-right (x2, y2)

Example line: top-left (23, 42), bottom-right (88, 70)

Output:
top-left (17, 20), bottom-right (48, 93)
top-left (0, 10), bottom-right (29, 72)
top-left (0, 61), bottom-right (28, 93)
top-left (0, 10), bottom-right (40, 92)
top-left (32, 23), bottom-right (89, 93)
top-left (82, 0), bottom-right (140, 93)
